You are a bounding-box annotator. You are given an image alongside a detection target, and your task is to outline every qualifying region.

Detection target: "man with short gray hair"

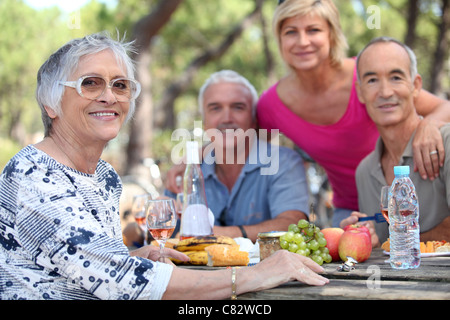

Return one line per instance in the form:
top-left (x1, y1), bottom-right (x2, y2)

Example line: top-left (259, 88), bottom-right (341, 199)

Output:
top-left (345, 37), bottom-right (450, 244)
top-left (167, 70), bottom-right (310, 242)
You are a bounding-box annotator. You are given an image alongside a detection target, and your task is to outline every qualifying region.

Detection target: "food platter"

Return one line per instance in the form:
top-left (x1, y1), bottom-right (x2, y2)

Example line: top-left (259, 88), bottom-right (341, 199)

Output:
top-left (381, 240), bottom-right (450, 258)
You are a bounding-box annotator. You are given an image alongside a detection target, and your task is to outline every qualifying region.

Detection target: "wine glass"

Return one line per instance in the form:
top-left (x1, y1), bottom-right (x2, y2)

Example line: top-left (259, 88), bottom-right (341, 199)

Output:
top-left (131, 194), bottom-right (152, 245)
top-left (380, 186), bottom-right (390, 224)
top-left (146, 199), bottom-right (177, 262)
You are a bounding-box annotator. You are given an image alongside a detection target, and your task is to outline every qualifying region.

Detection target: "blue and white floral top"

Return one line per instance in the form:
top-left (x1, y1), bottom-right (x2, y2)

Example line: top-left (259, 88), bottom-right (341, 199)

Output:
top-left (0, 145), bottom-right (173, 300)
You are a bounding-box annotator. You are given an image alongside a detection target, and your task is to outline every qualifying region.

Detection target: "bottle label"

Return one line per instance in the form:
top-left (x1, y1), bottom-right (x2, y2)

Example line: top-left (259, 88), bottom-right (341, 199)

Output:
top-left (180, 204), bottom-right (213, 237)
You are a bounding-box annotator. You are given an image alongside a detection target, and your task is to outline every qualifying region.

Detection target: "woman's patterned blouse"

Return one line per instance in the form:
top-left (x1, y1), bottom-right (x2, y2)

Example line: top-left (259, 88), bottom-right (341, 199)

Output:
top-left (0, 145), bottom-right (172, 300)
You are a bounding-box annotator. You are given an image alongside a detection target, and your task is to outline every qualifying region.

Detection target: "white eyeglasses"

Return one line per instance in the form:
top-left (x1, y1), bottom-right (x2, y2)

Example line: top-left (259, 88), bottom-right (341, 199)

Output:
top-left (59, 75), bottom-right (141, 102)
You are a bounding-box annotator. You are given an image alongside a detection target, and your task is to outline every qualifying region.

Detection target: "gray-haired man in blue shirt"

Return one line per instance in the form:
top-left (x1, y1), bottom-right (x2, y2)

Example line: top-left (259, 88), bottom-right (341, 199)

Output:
top-left (167, 70), bottom-right (310, 242)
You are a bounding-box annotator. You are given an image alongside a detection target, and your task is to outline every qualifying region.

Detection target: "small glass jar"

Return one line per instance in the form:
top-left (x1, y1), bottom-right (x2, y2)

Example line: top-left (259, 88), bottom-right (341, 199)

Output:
top-left (257, 231), bottom-right (286, 261)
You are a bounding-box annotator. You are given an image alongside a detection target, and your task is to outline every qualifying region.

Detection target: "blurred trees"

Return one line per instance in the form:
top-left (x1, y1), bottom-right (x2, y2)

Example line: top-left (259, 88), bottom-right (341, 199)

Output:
top-left (124, 0), bottom-right (184, 177)
top-left (0, 0), bottom-right (449, 189)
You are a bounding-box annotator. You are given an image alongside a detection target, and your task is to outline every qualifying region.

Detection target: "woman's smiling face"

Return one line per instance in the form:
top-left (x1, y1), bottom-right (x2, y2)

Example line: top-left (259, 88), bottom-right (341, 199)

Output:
top-left (46, 49), bottom-right (130, 144)
top-left (279, 13), bottom-right (331, 71)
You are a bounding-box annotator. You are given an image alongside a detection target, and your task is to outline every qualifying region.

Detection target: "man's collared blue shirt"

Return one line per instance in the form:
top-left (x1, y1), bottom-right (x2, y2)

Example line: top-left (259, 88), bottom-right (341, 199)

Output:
top-left (168, 140), bottom-right (309, 227)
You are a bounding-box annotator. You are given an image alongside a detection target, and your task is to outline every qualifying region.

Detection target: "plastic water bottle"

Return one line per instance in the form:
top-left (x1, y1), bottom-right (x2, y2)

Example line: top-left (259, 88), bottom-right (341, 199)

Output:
top-left (179, 141), bottom-right (213, 240)
top-left (388, 166), bottom-right (420, 269)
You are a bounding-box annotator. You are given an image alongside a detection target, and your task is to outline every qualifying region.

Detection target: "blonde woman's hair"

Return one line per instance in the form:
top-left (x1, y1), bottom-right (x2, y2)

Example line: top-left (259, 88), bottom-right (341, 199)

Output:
top-left (273, 0), bottom-right (348, 68)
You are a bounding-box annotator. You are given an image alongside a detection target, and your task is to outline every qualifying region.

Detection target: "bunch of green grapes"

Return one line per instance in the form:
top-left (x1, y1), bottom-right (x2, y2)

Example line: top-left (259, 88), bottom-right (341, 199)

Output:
top-left (279, 219), bottom-right (332, 265)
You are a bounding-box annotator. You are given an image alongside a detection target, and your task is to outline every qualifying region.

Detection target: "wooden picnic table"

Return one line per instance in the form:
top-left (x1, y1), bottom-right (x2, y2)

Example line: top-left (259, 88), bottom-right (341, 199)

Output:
top-left (182, 248), bottom-right (450, 300)
top-left (238, 248), bottom-right (450, 300)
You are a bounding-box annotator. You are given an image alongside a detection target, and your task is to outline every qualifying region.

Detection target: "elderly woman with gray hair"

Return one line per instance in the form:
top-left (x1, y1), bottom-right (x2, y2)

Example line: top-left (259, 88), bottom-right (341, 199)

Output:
top-left (0, 32), bottom-right (328, 300)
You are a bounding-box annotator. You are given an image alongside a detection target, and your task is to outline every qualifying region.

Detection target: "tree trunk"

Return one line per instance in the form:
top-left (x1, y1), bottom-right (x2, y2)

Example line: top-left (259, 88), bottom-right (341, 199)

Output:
top-left (429, 0), bottom-right (450, 95)
top-left (404, 0), bottom-right (419, 49)
top-left (259, 3), bottom-right (277, 86)
top-left (124, 0), bottom-right (184, 177)
top-left (126, 51), bottom-right (153, 177)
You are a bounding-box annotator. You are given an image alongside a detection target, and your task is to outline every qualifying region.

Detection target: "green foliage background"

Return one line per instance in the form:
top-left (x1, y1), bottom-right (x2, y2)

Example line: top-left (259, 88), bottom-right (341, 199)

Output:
top-left (0, 0), bottom-right (448, 178)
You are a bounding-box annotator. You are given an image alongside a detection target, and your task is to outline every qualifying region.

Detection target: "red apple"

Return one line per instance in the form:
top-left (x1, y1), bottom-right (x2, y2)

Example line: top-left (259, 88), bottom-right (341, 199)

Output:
top-left (338, 229), bottom-right (372, 262)
top-left (343, 224), bottom-right (370, 238)
top-left (321, 228), bottom-right (344, 262)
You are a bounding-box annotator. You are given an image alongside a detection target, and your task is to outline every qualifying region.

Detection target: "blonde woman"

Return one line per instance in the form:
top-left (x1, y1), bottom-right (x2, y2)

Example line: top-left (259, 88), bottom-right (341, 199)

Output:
top-left (258, 0), bottom-right (450, 226)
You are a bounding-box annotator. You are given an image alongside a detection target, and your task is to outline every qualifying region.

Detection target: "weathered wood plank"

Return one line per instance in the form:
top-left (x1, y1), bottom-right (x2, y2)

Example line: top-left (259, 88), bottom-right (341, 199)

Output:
top-left (324, 250), bottom-right (450, 283)
top-left (238, 279), bottom-right (450, 300)
top-left (179, 248), bottom-right (450, 299)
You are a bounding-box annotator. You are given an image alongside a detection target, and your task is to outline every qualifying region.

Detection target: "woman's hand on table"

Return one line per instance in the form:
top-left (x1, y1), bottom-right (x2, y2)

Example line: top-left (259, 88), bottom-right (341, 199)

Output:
top-left (249, 250), bottom-right (329, 290)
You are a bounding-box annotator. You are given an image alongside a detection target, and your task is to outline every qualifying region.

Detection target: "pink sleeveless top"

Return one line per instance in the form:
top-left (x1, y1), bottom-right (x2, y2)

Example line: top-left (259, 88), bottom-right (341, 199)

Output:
top-left (257, 66), bottom-right (379, 211)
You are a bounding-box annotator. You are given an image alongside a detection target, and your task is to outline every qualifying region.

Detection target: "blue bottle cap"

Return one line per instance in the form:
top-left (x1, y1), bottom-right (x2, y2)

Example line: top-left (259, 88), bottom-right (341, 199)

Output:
top-left (394, 166), bottom-right (410, 175)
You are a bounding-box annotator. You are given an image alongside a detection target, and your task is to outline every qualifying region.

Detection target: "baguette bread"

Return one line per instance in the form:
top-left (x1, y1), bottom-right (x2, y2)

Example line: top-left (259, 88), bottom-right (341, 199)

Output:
top-left (205, 244), bottom-right (249, 267)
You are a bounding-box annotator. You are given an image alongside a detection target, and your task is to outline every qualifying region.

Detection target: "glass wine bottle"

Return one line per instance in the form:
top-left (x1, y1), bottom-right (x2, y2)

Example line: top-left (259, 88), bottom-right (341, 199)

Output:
top-left (179, 141), bottom-right (212, 240)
